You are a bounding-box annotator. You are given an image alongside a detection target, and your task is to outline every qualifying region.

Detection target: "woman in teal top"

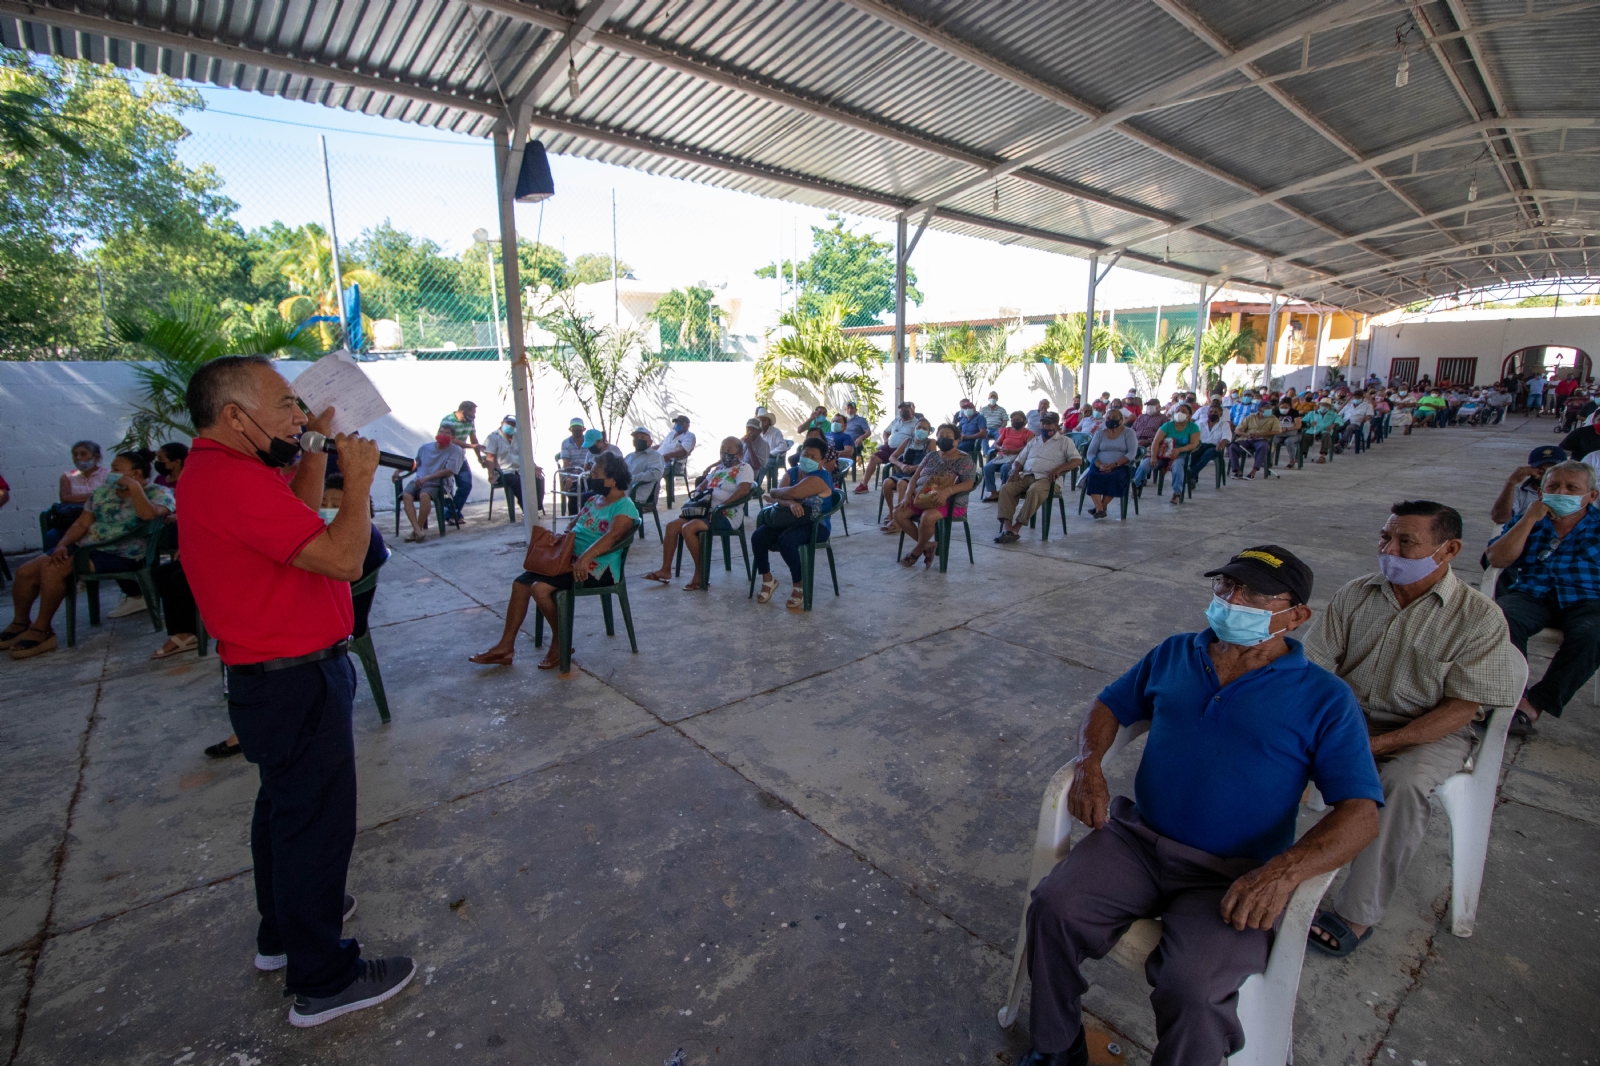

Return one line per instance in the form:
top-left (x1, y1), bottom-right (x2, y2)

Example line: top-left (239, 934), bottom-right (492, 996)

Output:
top-left (471, 452), bottom-right (638, 671)
top-left (1131, 404), bottom-right (1202, 504)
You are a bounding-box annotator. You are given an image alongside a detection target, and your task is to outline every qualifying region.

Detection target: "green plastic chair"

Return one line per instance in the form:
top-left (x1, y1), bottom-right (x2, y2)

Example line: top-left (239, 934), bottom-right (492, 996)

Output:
top-left (392, 478), bottom-right (460, 537)
top-left (1026, 479), bottom-right (1071, 540)
top-left (63, 518), bottom-right (165, 647)
top-left (534, 528), bottom-right (638, 674)
top-left (631, 478), bottom-right (666, 541)
top-left (896, 489), bottom-right (973, 572)
top-left (1078, 468), bottom-right (1139, 519)
top-left (349, 565), bottom-right (390, 723)
top-left (673, 488), bottom-right (754, 588)
top-left (748, 491), bottom-right (841, 611)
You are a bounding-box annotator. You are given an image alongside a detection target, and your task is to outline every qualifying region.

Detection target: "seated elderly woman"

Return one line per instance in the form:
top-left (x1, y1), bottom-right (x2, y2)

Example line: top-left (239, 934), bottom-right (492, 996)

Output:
top-left (468, 452), bottom-right (637, 671)
top-left (752, 439), bottom-right (835, 610)
top-left (4, 450), bottom-right (174, 660)
top-left (1081, 408), bottom-right (1137, 518)
top-left (785, 424), bottom-right (838, 482)
top-left (878, 418), bottom-right (932, 530)
top-left (1012, 546), bottom-right (1380, 1066)
top-left (642, 438), bottom-right (756, 590)
top-left (890, 424), bottom-right (975, 567)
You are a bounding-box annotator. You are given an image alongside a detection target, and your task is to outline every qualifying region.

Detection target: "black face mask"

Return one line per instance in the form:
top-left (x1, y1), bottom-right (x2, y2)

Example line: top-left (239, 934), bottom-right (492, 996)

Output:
top-left (589, 445), bottom-right (605, 455)
top-left (936, 437), bottom-right (956, 452)
top-left (587, 477), bottom-right (609, 494)
top-left (242, 410), bottom-right (301, 469)
top-left (633, 440), bottom-right (650, 452)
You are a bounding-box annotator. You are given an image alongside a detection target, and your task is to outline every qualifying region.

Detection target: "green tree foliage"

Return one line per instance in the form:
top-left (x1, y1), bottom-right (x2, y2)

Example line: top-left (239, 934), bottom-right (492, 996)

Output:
top-left (1, 52), bottom-right (265, 357)
top-left (651, 286), bottom-right (728, 360)
top-left (1198, 320), bottom-right (1257, 389)
top-left (756, 214), bottom-right (919, 327)
top-left (105, 294), bottom-right (319, 449)
top-left (571, 252), bottom-right (630, 285)
top-left (533, 292), bottom-right (665, 440)
top-left (927, 322), bottom-right (1018, 401)
top-left (754, 296), bottom-right (884, 423)
top-left (1124, 326), bottom-right (1194, 399)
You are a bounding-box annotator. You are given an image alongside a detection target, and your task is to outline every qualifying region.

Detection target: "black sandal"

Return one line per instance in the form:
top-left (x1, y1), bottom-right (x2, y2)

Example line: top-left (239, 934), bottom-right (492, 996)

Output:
top-left (1307, 910), bottom-right (1372, 958)
top-left (0, 622), bottom-right (30, 649)
top-left (1507, 709), bottom-right (1539, 737)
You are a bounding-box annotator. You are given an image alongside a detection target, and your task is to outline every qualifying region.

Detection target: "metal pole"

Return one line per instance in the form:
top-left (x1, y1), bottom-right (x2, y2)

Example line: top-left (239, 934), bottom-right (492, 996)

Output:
top-left (1309, 311), bottom-right (1325, 392)
top-left (485, 240), bottom-right (505, 360)
top-left (1080, 255), bottom-right (1097, 406)
top-left (611, 189), bottom-right (619, 325)
top-left (1262, 295), bottom-right (1282, 392)
top-left (1191, 282), bottom-right (1209, 393)
top-left (319, 134), bottom-right (348, 342)
top-left (893, 213), bottom-right (907, 409)
top-left (495, 128), bottom-right (539, 544)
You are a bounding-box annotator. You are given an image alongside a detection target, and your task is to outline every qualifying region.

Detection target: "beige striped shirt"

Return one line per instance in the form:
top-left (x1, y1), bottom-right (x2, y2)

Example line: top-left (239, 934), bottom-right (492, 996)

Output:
top-left (1302, 571), bottom-right (1528, 734)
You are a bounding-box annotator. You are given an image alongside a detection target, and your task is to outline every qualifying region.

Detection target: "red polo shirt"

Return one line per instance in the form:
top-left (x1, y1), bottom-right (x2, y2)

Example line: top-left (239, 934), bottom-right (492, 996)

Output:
top-left (177, 439), bottom-right (353, 665)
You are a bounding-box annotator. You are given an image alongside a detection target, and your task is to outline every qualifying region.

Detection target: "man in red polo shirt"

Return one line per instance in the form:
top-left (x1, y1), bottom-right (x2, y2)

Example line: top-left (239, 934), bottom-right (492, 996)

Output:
top-left (179, 355), bottom-right (414, 1028)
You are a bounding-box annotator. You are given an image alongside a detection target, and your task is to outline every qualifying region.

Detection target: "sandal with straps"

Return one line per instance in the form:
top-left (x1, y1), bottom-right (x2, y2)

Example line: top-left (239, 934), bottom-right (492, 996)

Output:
top-left (1307, 910), bottom-right (1372, 958)
top-left (8, 628), bottom-right (57, 660)
top-left (756, 575), bottom-right (780, 603)
top-left (784, 589), bottom-right (806, 610)
top-left (0, 623), bottom-right (31, 650)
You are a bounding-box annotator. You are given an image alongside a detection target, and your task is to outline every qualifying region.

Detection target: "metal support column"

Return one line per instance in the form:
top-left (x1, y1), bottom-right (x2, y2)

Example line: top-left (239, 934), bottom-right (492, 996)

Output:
top-left (1309, 312), bottom-right (1325, 392)
top-left (494, 127), bottom-right (539, 545)
top-left (1191, 282), bottom-right (1209, 393)
top-left (1262, 295), bottom-right (1282, 392)
top-left (1080, 255), bottom-right (1098, 405)
top-left (893, 214), bottom-right (907, 409)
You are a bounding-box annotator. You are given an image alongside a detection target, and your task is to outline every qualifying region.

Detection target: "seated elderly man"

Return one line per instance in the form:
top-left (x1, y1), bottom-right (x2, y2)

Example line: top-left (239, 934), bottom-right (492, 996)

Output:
top-left (994, 412), bottom-right (1081, 543)
top-left (1018, 546), bottom-right (1381, 1066)
top-left (4, 450), bottom-right (176, 659)
top-left (625, 425), bottom-right (666, 497)
top-left (1228, 405), bottom-right (1283, 479)
top-left (395, 424), bottom-right (464, 542)
top-left (1489, 445), bottom-right (1566, 524)
top-left (1300, 501), bottom-right (1525, 957)
top-left (1486, 459), bottom-right (1600, 734)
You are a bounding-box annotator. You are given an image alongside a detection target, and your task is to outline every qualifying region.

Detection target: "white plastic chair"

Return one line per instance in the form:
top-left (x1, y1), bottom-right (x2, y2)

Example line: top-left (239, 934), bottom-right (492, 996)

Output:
top-left (997, 720), bottom-right (1336, 1066)
top-left (1481, 565), bottom-right (1599, 702)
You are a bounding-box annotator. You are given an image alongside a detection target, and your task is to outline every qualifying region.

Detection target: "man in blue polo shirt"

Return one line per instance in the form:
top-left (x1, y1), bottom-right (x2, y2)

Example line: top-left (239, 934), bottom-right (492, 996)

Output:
top-left (1017, 546), bottom-right (1382, 1066)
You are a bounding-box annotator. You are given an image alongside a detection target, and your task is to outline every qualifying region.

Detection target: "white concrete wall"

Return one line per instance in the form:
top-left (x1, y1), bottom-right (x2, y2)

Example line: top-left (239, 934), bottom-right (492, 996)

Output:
top-left (1366, 311), bottom-right (1600, 386)
top-left (0, 355), bottom-right (1198, 552)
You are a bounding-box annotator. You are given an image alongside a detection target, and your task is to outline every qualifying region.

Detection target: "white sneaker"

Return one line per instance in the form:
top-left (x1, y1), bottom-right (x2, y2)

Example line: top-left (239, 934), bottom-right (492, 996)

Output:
top-left (107, 595), bottom-right (147, 619)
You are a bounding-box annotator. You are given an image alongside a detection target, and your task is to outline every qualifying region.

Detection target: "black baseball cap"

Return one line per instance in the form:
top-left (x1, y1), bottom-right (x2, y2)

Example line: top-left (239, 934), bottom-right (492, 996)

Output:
top-left (1204, 544), bottom-right (1313, 606)
top-left (1528, 445), bottom-right (1567, 466)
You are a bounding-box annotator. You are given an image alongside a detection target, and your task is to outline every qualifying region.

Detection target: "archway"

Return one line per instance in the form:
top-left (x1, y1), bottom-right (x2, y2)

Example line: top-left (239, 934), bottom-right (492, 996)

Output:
top-left (1501, 345), bottom-right (1592, 383)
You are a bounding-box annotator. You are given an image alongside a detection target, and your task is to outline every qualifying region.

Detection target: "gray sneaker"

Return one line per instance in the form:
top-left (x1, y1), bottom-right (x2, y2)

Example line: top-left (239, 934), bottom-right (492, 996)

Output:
top-left (254, 895), bottom-right (358, 971)
top-left (288, 956), bottom-right (415, 1028)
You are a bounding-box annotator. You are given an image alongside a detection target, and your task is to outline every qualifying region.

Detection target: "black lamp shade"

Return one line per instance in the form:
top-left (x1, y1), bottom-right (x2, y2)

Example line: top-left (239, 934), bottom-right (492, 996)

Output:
top-left (515, 140), bottom-right (555, 203)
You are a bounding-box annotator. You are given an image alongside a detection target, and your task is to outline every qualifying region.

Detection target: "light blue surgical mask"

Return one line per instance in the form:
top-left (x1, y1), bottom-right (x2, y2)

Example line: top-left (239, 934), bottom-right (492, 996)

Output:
top-left (105, 472), bottom-right (123, 485)
top-left (797, 457), bottom-right (820, 473)
top-left (1205, 595), bottom-right (1288, 647)
top-left (914, 428), bottom-right (930, 440)
top-left (502, 424), bottom-right (516, 437)
top-left (318, 508), bottom-right (339, 524)
top-left (1543, 493), bottom-right (1588, 517)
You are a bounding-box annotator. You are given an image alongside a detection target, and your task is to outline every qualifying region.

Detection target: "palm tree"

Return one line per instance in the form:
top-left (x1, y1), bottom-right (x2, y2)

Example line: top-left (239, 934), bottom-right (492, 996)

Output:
top-left (109, 295), bottom-right (319, 449)
top-left (270, 225), bottom-right (380, 350)
top-left (1125, 327), bottom-right (1194, 399)
top-left (1028, 313), bottom-right (1119, 373)
top-left (1197, 320), bottom-right (1258, 391)
top-left (928, 321), bottom-right (1019, 401)
top-left (0, 67), bottom-right (84, 158)
top-left (754, 295), bottom-right (884, 423)
top-left (651, 286), bottom-right (726, 360)
top-left (535, 293), bottom-right (667, 440)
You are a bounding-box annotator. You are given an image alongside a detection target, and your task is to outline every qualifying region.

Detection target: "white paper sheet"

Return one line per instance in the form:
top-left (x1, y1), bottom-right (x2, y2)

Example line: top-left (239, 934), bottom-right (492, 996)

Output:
top-left (290, 351), bottom-right (391, 436)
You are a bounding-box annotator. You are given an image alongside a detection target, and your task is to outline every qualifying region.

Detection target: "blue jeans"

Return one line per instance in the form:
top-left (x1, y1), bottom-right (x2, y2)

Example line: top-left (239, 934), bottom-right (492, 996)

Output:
top-left (982, 459), bottom-right (1015, 496)
top-left (453, 464), bottom-right (472, 510)
top-left (228, 655), bottom-right (361, 998)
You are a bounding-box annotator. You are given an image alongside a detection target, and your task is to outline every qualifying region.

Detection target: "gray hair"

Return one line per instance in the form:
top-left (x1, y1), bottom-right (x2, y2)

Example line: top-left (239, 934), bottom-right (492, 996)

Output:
top-left (186, 355), bottom-right (273, 430)
top-left (1543, 460), bottom-right (1598, 493)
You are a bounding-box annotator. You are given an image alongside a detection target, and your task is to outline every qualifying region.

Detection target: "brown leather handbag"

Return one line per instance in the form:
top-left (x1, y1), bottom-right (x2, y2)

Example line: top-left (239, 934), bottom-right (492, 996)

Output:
top-left (521, 524), bottom-right (576, 576)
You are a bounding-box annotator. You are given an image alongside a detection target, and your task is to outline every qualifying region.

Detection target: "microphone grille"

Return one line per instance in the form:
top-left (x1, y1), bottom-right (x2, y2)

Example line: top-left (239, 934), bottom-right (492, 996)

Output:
top-left (300, 430), bottom-right (328, 453)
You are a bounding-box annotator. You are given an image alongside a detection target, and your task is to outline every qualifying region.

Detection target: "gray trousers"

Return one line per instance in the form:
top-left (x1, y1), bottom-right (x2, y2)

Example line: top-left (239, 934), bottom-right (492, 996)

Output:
top-left (1332, 729), bottom-right (1473, 927)
top-left (1026, 797), bottom-right (1270, 1066)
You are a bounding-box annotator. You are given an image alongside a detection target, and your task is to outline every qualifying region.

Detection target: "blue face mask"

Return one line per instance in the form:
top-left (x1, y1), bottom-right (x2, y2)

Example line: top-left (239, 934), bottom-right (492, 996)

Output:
top-left (318, 507), bottom-right (339, 524)
top-left (914, 429), bottom-right (930, 440)
top-left (1205, 595), bottom-right (1288, 647)
top-left (1543, 493), bottom-right (1588, 517)
top-left (105, 472), bottom-right (123, 485)
top-left (797, 457), bottom-right (820, 473)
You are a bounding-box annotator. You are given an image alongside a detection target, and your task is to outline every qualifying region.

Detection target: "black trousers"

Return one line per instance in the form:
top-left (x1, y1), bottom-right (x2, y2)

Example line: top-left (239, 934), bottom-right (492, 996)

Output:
top-left (1499, 590), bottom-right (1600, 716)
top-left (228, 655), bottom-right (361, 998)
top-left (153, 560), bottom-right (196, 636)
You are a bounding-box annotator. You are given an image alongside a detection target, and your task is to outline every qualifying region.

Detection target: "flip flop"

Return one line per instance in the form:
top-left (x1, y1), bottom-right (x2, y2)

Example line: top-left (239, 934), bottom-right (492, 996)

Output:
top-left (642, 571), bottom-right (672, 584)
top-left (468, 650), bottom-right (515, 666)
top-left (1307, 910), bottom-right (1372, 958)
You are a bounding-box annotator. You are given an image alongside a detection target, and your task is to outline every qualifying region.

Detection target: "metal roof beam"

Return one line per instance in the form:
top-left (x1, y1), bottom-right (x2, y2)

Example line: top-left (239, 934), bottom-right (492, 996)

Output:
top-left (1102, 118), bottom-right (1600, 254)
top-left (1318, 228), bottom-right (1590, 286)
top-left (0, 0), bottom-right (500, 118)
top-left (505, 0), bottom-right (625, 116)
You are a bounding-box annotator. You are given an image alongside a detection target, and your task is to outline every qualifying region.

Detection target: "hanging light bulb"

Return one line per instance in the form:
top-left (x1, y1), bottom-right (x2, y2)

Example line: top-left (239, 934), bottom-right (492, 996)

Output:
top-left (568, 57), bottom-right (581, 100)
top-left (1395, 57), bottom-right (1409, 88)
top-left (1468, 179), bottom-right (1478, 203)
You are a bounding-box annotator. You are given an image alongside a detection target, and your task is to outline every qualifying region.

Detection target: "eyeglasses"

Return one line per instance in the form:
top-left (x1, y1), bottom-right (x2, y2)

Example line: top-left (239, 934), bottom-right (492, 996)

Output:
top-left (1211, 576), bottom-right (1290, 610)
top-left (1536, 534), bottom-right (1565, 563)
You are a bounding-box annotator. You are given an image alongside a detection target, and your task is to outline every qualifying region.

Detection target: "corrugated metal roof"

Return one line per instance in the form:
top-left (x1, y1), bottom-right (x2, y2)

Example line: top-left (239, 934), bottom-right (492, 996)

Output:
top-left (2, 0), bottom-right (1597, 311)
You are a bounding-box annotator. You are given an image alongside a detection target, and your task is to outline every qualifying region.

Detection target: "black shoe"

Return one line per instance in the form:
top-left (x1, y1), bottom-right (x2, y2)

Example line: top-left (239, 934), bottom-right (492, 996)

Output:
top-left (204, 739), bottom-right (242, 759)
top-left (1018, 1028), bottom-right (1088, 1066)
top-left (288, 956), bottom-right (415, 1028)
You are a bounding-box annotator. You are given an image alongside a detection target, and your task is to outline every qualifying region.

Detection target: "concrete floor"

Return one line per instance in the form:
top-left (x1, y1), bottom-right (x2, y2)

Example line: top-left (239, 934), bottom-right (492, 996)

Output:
top-left (4, 416), bottom-right (1597, 1066)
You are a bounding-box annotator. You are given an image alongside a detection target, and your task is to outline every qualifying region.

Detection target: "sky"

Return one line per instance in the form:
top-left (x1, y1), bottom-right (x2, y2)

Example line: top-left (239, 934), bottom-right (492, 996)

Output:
top-left (174, 85), bottom-right (1201, 336)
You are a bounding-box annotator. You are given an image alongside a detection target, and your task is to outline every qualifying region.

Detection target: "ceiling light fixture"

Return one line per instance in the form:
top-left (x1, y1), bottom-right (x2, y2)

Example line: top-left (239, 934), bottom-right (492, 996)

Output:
top-left (568, 57), bottom-right (581, 100)
top-left (1468, 179), bottom-right (1479, 203)
top-left (1395, 58), bottom-right (1410, 88)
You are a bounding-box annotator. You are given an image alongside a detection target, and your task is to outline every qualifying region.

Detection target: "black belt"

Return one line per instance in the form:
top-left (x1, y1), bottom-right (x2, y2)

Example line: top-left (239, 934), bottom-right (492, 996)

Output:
top-left (227, 641), bottom-right (349, 676)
